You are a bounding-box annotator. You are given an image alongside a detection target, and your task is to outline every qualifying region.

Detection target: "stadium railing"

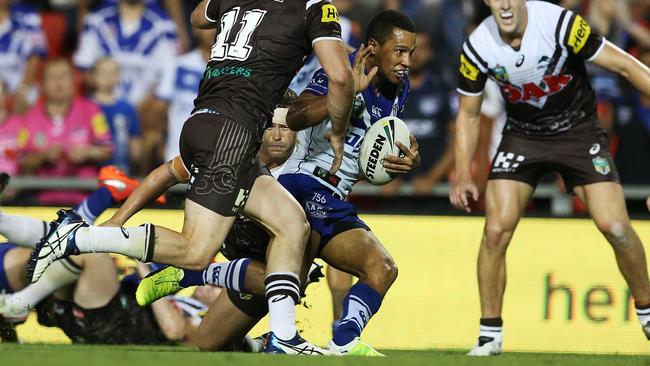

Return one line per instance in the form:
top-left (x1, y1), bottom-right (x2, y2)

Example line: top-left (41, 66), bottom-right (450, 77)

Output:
top-left (8, 176), bottom-right (650, 216)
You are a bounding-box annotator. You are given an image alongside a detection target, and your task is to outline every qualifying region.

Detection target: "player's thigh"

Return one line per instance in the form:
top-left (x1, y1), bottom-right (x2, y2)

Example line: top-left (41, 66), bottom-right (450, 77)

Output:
top-left (196, 290), bottom-right (261, 351)
top-left (1, 245), bottom-right (30, 292)
top-left (484, 179), bottom-right (534, 232)
top-left (71, 254), bottom-right (120, 309)
top-left (320, 228), bottom-right (393, 280)
top-left (181, 199), bottom-right (236, 258)
top-left (574, 182), bottom-right (630, 229)
top-left (243, 174), bottom-right (307, 239)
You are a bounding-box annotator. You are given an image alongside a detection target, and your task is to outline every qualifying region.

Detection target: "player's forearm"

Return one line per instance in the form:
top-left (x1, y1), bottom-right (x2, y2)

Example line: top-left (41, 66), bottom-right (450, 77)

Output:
top-left (454, 113), bottom-right (480, 180)
top-left (190, 0), bottom-right (216, 29)
top-left (326, 78), bottom-right (354, 136)
top-left (106, 163), bottom-right (177, 226)
top-left (151, 299), bottom-right (189, 342)
top-left (19, 153), bottom-right (46, 174)
top-left (621, 56), bottom-right (650, 96)
top-left (286, 94), bottom-right (329, 130)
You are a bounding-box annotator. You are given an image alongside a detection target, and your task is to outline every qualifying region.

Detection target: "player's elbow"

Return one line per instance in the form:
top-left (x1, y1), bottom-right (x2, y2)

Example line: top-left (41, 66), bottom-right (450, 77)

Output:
top-left (190, 6), bottom-right (210, 29)
top-left (326, 68), bottom-right (353, 94)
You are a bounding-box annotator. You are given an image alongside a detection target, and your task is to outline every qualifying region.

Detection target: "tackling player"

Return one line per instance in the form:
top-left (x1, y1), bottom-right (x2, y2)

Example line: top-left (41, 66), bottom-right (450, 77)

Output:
top-left (29, 0), bottom-right (354, 355)
top-left (450, 0), bottom-right (650, 355)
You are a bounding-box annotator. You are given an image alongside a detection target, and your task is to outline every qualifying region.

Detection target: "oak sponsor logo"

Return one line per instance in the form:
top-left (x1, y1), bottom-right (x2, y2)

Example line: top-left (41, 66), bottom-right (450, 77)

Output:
top-left (499, 74), bottom-right (573, 104)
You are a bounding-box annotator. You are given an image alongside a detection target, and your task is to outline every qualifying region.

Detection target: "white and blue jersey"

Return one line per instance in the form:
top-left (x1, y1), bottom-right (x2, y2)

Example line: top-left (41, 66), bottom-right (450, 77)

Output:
top-left (155, 49), bottom-right (205, 162)
top-left (0, 5), bottom-right (47, 96)
top-left (283, 54), bottom-right (410, 199)
top-left (289, 15), bottom-right (356, 94)
top-left (74, 6), bottom-right (177, 105)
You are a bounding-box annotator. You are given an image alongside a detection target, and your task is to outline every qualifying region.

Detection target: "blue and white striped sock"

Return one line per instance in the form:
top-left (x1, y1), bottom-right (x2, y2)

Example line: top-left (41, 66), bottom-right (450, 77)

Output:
top-left (73, 187), bottom-right (115, 224)
top-left (333, 283), bottom-right (383, 346)
top-left (199, 259), bottom-right (250, 292)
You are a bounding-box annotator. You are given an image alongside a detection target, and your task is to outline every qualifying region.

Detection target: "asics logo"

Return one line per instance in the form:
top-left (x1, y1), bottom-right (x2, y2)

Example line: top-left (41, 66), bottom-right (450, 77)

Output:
top-left (271, 294), bottom-right (289, 303)
top-left (120, 227), bottom-right (130, 238)
top-left (276, 340), bottom-right (324, 355)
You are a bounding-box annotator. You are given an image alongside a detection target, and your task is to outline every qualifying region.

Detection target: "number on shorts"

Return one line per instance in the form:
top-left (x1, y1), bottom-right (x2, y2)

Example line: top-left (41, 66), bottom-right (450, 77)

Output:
top-left (211, 8), bottom-right (267, 61)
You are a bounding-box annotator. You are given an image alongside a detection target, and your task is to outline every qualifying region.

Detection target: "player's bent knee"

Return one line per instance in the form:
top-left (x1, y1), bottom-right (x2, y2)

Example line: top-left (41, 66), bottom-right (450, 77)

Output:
top-left (179, 250), bottom-right (213, 271)
top-left (596, 219), bottom-right (632, 247)
top-left (483, 224), bottom-right (514, 251)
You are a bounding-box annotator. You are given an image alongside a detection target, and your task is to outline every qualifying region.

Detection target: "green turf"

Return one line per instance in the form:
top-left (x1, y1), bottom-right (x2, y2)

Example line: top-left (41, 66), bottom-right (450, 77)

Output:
top-left (1, 344), bottom-right (648, 366)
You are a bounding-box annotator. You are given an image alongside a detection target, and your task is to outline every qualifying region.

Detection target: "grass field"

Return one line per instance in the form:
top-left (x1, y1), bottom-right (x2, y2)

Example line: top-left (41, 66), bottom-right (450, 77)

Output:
top-left (1, 344), bottom-right (648, 366)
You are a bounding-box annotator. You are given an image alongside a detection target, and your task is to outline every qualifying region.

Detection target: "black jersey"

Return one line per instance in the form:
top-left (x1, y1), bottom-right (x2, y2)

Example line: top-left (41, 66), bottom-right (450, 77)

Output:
top-left (457, 1), bottom-right (605, 136)
top-left (194, 0), bottom-right (343, 132)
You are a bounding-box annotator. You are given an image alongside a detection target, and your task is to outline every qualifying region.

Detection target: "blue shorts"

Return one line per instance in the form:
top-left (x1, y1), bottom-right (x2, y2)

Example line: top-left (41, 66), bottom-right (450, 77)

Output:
top-left (278, 173), bottom-right (369, 253)
top-left (0, 243), bottom-right (18, 293)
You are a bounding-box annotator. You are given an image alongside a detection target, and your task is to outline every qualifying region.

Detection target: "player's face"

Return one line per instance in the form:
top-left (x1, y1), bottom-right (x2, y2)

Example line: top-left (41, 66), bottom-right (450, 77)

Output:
top-left (410, 33), bottom-right (432, 75)
top-left (372, 28), bottom-right (416, 85)
top-left (484, 0), bottom-right (527, 37)
top-left (44, 62), bottom-right (74, 102)
top-left (260, 108), bottom-right (296, 165)
top-left (0, 0), bottom-right (10, 10)
top-left (93, 60), bottom-right (120, 93)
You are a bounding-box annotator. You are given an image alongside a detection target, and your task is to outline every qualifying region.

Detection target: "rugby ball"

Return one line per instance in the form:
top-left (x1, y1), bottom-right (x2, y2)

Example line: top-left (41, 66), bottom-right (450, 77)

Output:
top-left (358, 116), bottom-right (411, 185)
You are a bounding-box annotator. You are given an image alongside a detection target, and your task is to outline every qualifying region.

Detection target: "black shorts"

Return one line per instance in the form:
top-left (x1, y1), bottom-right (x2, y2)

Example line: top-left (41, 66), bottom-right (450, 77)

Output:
top-left (226, 289), bottom-right (268, 319)
top-left (489, 127), bottom-right (619, 192)
top-left (180, 111), bottom-right (263, 216)
top-left (35, 285), bottom-right (167, 345)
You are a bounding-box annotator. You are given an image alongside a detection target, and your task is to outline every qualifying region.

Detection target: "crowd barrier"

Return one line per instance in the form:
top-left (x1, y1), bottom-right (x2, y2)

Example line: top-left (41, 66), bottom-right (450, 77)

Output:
top-left (8, 207), bottom-right (650, 354)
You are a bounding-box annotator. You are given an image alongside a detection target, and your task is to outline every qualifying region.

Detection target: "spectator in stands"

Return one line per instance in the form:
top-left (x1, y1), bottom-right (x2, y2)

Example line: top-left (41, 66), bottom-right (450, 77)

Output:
top-left (0, 80), bottom-right (25, 177)
top-left (152, 28), bottom-right (214, 164)
top-left (74, 0), bottom-right (177, 172)
top-left (382, 32), bottom-right (454, 196)
top-left (19, 59), bottom-right (112, 205)
top-left (74, 0), bottom-right (177, 107)
top-left (91, 57), bottom-right (142, 174)
top-left (0, 0), bottom-right (47, 114)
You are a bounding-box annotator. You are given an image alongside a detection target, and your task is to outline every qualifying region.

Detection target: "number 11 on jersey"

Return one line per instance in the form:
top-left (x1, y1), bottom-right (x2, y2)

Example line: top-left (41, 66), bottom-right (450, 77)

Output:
top-left (211, 7), bottom-right (267, 61)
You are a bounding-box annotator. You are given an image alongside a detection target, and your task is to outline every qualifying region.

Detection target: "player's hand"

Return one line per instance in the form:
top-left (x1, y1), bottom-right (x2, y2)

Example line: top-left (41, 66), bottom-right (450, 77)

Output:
top-left (352, 43), bottom-right (378, 94)
top-left (383, 134), bottom-right (420, 174)
top-left (325, 129), bottom-right (345, 174)
top-left (43, 146), bottom-right (63, 164)
top-left (449, 178), bottom-right (479, 213)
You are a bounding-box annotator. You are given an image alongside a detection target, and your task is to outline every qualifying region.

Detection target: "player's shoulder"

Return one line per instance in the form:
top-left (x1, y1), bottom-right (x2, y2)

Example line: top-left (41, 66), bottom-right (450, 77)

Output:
top-left (528, 0), bottom-right (570, 31)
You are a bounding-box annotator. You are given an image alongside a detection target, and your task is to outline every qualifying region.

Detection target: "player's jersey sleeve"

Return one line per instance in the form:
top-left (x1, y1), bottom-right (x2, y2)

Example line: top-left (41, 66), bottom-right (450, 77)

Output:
top-left (456, 41), bottom-right (488, 96)
top-left (305, 0), bottom-right (343, 46)
top-left (204, 0), bottom-right (220, 23)
top-left (303, 68), bottom-right (329, 96)
top-left (561, 12), bottom-right (605, 61)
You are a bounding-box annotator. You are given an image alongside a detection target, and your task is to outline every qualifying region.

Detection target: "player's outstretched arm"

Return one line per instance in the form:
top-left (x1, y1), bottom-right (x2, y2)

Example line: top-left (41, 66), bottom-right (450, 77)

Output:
top-left (449, 93), bottom-right (483, 213)
top-left (591, 40), bottom-right (650, 95)
top-left (101, 157), bottom-right (188, 227)
top-left (313, 39), bottom-right (354, 174)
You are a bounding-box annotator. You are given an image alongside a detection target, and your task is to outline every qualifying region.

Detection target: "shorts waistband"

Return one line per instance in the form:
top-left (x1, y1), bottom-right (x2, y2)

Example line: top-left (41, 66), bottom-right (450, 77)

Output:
top-left (191, 108), bottom-right (220, 116)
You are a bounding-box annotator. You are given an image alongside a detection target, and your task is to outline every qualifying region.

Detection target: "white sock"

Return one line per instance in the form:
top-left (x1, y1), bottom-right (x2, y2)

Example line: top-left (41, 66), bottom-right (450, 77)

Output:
top-left (478, 324), bottom-right (503, 345)
top-left (0, 213), bottom-right (47, 248)
top-left (265, 272), bottom-right (300, 340)
top-left (636, 305), bottom-right (650, 326)
top-left (202, 259), bottom-right (249, 292)
top-left (12, 258), bottom-right (81, 307)
top-left (74, 225), bottom-right (154, 262)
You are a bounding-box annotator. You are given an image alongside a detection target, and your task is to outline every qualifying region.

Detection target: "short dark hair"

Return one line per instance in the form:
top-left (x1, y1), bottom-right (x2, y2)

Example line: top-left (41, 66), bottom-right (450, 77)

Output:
top-left (365, 10), bottom-right (416, 44)
top-left (277, 88), bottom-right (298, 108)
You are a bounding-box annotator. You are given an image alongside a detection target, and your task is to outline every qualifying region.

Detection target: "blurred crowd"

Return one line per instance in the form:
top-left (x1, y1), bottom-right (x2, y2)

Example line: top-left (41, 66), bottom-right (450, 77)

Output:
top-left (0, 0), bottom-right (649, 207)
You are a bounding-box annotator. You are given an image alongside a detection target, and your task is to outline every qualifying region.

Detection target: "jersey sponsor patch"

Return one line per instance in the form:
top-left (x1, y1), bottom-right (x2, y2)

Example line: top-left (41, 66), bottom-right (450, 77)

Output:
top-left (321, 4), bottom-right (339, 23)
top-left (459, 54), bottom-right (480, 81)
top-left (567, 15), bottom-right (591, 54)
